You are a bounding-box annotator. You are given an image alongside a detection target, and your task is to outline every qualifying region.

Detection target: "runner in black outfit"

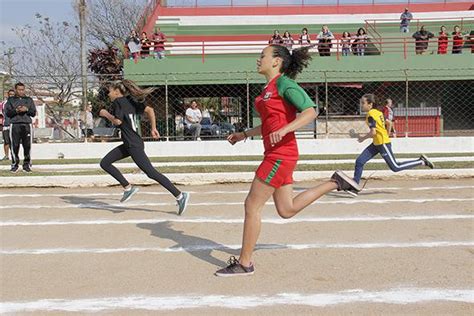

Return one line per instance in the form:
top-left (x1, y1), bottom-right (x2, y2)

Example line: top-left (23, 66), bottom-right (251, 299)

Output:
top-left (99, 79), bottom-right (190, 215)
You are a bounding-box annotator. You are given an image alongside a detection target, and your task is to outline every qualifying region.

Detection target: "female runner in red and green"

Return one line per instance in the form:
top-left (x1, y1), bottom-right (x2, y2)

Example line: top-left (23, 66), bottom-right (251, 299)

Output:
top-left (215, 45), bottom-right (361, 277)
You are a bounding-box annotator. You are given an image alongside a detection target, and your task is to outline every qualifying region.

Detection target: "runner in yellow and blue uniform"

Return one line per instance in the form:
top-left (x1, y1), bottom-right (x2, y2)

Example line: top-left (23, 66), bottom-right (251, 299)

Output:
top-left (351, 94), bottom-right (434, 196)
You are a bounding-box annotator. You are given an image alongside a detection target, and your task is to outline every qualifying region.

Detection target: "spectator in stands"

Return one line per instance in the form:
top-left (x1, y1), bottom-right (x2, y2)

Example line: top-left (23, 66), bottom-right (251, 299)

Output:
top-left (452, 25), bottom-right (464, 54)
top-left (353, 28), bottom-right (368, 56)
top-left (341, 32), bottom-right (351, 56)
top-left (79, 102), bottom-right (95, 141)
top-left (400, 8), bottom-right (413, 33)
top-left (437, 25), bottom-right (449, 55)
top-left (412, 26), bottom-right (434, 55)
top-left (317, 25), bottom-right (334, 57)
top-left (185, 100), bottom-right (202, 141)
top-left (152, 27), bottom-right (167, 59)
top-left (125, 30), bottom-right (141, 61)
top-left (0, 89), bottom-right (15, 160)
top-left (140, 32), bottom-right (151, 58)
top-left (282, 31), bottom-right (294, 51)
top-left (268, 30), bottom-right (283, 45)
top-left (383, 98), bottom-right (396, 138)
top-left (299, 28), bottom-right (311, 47)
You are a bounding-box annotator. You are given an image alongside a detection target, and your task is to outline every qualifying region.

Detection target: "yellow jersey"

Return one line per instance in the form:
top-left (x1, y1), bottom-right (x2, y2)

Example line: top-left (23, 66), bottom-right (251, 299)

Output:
top-left (366, 109), bottom-right (390, 145)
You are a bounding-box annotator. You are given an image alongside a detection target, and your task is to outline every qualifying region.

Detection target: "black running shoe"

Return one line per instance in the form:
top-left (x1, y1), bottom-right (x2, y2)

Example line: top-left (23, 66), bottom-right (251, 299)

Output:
top-left (345, 188), bottom-right (359, 197)
top-left (420, 154), bottom-right (434, 169)
top-left (10, 165), bottom-right (19, 173)
top-left (23, 165), bottom-right (32, 173)
top-left (215, 256), bottom-right (254, 277)
top-left (331, 170), bottom-right (361, 193)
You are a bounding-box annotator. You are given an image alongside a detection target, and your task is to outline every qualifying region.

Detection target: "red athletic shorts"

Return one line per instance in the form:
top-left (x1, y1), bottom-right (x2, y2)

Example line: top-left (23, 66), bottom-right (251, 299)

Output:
top-left (255, 157), bottom-right (297, 188)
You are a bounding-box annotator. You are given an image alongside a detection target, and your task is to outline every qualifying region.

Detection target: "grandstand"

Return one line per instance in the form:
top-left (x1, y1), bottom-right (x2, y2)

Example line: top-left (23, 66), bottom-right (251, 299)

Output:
top-left (124, 1), bottom-right (473, 139)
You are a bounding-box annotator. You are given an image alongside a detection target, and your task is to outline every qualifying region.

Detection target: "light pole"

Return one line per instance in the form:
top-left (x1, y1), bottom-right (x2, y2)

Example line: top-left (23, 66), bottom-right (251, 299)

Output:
top-left (78, 0), bottom-right (88, 112)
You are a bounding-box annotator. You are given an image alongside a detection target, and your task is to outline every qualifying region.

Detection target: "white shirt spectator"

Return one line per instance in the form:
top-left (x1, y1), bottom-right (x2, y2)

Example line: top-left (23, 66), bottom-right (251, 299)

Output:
top-left (185, 107), bottom-right (202, 125)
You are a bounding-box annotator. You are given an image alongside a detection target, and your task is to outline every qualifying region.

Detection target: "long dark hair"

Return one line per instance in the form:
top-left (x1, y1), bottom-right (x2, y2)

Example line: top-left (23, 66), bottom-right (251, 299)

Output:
top-left (362, 93), bottom-right (384, 111)
top-left (108, 79), bottom-right (155, 103)
top-left (269, 44), bottom-right (312, 79)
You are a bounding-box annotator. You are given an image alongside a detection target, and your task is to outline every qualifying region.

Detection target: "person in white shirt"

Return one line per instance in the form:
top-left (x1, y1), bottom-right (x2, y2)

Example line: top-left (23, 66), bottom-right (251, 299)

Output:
top-left (185, 100), bottom-right (202, 141)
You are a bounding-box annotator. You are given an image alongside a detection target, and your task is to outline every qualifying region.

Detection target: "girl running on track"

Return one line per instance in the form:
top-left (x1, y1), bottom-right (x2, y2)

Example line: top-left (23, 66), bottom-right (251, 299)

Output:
top-left (350, 94), bottom-right (434, 196)
top-left (99, 79), bottom-right (189, 215)
top-left (215, 44), bottom-right (361, 277)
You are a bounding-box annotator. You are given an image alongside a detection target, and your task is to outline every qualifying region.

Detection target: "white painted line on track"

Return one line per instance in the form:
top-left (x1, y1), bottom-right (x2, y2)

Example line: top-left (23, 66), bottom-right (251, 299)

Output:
top-left (2, 214), bottom-right (473, 227)
top-left (0, 185), bottom-right (472, 198)
top-left (1, 198), bottom-right (473, 210)
top-left (2, 241), bottom-right (473, 255)
top-left (1, 288), bottom-right (473, 313)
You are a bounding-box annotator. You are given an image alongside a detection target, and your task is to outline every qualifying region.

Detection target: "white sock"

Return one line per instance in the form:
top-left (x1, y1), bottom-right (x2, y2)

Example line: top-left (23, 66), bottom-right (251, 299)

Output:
top-left (124, 186), bottom-right (132, 192)
top-left (176, 193), bottom-right (183, 200)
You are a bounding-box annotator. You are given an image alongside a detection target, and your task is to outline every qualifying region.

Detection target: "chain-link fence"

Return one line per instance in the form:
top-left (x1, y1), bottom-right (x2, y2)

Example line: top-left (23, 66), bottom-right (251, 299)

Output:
top-left (2, 68), bottom-right (472, 143)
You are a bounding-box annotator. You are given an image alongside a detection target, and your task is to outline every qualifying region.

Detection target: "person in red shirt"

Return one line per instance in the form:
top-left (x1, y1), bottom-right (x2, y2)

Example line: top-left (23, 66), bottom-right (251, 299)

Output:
top-left (152, 27), bottom-right (167, 59)
top-left (215, 44), bottom-right (360, 277)
top-left (437, 25), bottom-right (449, 55)
top-left (268, 30), bottom-right (283, 45)
top-left (452, 25), bottom-right (464, 54)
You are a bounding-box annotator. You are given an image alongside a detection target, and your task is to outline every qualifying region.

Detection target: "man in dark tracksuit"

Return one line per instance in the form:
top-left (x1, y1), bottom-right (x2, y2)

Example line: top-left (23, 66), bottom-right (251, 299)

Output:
top-left (4, 82), bottom-right (37, 173)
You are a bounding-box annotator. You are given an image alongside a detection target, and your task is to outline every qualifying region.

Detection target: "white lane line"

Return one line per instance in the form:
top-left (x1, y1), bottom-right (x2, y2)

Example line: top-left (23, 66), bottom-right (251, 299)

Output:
top-left (1, 288), bottom-right (473, 312)
top-left (0, 185), bottom-right (472, 198)
top-left (2, 241), bottom-right (473, 255)
top-left (1, 198), bottom-right (473, 210)
top-left (2, 215), bottom-right (473, 227)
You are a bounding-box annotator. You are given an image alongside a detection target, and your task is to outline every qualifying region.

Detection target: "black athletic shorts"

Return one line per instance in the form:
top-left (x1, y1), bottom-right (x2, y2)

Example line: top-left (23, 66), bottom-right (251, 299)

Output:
top-left (2, 128), bottom-right (10, 145)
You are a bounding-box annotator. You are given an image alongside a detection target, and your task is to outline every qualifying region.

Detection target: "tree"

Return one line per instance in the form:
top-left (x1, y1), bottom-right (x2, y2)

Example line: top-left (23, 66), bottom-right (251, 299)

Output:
top-left (0, 14), bottom-right (83, 139)
top-left (81, 0), bottom-right (147, 49)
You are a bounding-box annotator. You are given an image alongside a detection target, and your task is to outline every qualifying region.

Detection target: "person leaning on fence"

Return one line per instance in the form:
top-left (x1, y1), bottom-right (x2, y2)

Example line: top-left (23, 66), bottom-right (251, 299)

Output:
top-left (268, 30), bottom-right (283, 45)
top-left (316, 25), bottom-right (334, 57)
top-left (400, 8), bottom-right (413, 33)
top-left (452, 25), bottom-right (465, 54)
top-left (185, 100), bottom-right (203, 141)
top-left (0, 89), bottom-right (15, 160)
top-left (437, 25), bottom-right (449, 55)
top-left (299, 28), bottom-right (311, 47)
top-left (125, 30), bottom-right (141, 61)
top-left (140, 32), bottom-right (151, 58)
top-left (340, 32), bottom-right (351, 56)
top-left (152, 28), bottom-right (167, 59)
top-left (282, 31), bottom-right (294, 51)
top-left (383, 98), bottom-right (396, 138)
top-left (412, 26), bottom-right (434, 55)
top-left (4, 82), bottom-right (37, 173)
top-left (353, 28), bottom-right (368, 56)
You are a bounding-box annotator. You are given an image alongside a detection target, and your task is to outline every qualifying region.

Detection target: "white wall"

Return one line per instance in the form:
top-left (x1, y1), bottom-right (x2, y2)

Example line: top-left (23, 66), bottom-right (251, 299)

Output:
top-left (30, 137), bottom-right (474, 159)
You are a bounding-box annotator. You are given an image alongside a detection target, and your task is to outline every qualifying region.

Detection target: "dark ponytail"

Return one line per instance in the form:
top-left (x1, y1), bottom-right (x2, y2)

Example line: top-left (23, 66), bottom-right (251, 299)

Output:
top-left (270, 44), bottom-right (312, 79)
top-left (108, 79), bottom-right (155, 103)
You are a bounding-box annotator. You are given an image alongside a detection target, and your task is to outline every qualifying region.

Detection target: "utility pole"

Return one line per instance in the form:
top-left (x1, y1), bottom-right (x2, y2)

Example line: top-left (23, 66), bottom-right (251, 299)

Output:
top-left (79, 0), bottom-right (88, 111)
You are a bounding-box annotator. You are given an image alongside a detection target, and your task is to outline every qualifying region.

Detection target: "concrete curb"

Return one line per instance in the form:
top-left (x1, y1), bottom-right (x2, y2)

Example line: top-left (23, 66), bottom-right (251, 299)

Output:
top-left (1, 169), bottom-right (472, 188)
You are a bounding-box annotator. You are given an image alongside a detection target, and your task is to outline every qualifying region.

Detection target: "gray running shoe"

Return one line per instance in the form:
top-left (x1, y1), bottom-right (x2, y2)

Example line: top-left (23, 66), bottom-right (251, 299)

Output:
top-left (331, 170), bottom-right (361, 193)
top-left (120, 186), bottom-right (139, 203)
top-left (215, 256), bottom-right (255, 277)
top-left (420, 154), bottom-right (434, 169)
top-left (177, 192), bottom-right (190, 216)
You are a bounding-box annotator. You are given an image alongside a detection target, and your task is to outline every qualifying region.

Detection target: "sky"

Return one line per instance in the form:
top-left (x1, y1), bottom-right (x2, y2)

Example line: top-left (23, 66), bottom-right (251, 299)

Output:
top-left (0, 0), bottom-right (75, 47)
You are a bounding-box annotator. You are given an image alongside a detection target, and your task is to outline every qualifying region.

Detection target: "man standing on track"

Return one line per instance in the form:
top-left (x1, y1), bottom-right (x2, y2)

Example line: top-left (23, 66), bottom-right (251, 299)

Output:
top-left (4, 82), bottom-right (37, 173)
